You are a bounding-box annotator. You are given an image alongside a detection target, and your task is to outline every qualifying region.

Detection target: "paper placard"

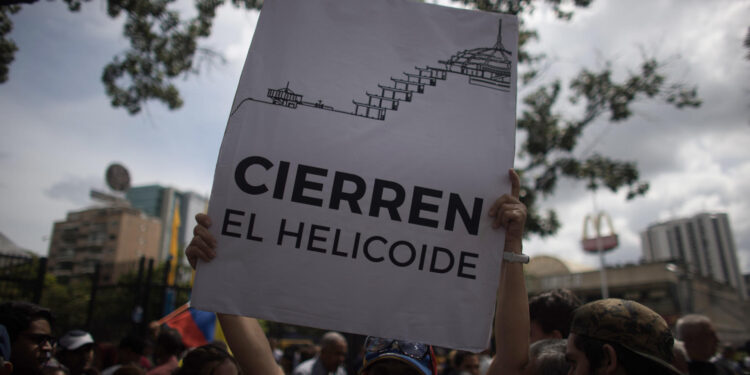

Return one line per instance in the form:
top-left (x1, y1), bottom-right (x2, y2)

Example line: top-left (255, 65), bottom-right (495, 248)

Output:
top-left (192, 0), bottom-right (518, 351)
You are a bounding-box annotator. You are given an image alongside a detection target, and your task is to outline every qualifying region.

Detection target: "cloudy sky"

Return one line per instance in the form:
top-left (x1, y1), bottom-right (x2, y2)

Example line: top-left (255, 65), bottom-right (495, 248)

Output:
top-left (1, 0), bottom-right (748, 272)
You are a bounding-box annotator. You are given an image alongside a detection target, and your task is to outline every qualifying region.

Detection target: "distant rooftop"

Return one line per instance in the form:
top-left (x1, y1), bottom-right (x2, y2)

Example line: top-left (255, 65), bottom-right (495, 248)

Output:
top-left (0, 232), bottom-right (36, 257)
top-left (526, 255), bottom-right (595, 277)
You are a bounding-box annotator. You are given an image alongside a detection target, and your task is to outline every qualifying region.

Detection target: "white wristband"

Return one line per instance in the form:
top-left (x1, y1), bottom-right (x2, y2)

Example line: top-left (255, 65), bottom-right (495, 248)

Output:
top-left (503, 251), bottom-right (530, 264)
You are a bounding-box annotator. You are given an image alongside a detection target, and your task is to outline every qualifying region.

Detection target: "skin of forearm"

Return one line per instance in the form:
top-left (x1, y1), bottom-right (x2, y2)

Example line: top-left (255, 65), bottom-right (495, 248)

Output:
top-left (217, 313), bottom-right (284, 375)
top-left (488, 238), bottom-right (530, 375)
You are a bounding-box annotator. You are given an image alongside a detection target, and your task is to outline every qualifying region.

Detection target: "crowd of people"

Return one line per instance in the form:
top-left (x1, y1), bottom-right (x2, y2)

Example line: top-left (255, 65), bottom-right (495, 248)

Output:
top-left (0, 300), bottom-right (244, 375)
top-left (2, 170), bottom-right (750, 375)
top-left (2, 294), bottom-right (750, 375)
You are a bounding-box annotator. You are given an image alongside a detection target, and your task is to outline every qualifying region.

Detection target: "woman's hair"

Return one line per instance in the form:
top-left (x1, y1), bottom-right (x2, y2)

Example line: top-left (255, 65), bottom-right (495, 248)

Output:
top-left (174, 342), bottom-right (241, 375)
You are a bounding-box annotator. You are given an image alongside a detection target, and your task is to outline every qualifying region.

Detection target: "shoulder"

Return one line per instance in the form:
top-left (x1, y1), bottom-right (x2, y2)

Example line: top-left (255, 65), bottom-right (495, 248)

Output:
top-left (293, 358), bottom-right (317, 375)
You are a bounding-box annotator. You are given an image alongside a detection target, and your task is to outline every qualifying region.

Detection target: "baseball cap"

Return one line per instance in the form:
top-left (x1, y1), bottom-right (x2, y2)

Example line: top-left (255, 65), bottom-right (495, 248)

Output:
top-left (360, 337), bottom-right (437, 375)
top-left (570, 298), bottom-right (681, 375)
top-left (59, 330), bottom-right (94, 351)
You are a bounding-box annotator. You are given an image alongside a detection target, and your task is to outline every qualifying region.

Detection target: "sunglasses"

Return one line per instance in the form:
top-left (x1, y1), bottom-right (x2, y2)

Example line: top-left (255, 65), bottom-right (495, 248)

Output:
top-left (364, 337), bottom-right (430, 360)
top-left (21, 333), bottom-right (56, 346)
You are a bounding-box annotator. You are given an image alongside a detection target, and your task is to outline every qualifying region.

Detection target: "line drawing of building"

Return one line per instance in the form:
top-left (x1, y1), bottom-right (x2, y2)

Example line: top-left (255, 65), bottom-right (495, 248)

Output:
top-left (230, 19), bottom-right (513, 121)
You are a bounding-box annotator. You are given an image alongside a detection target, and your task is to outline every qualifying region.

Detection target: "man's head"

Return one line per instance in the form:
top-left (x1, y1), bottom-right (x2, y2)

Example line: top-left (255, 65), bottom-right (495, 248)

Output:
top-left (57, 330), bottom-right (95, 375)
top-left (0, 301), bottom-right (55, 375)
top-left (175, 343), bottom-right (239, 375)
top-left (318, 331), bottom-right (347, 372)
top-left (529, 289), bottom-right (582, 343)
top-left (117, 335), bottom-right (146, 365)
top-left (565, 298), bottom-right (680, 375)
top-left (524, 339), bottom-right (568, 375)
top-left (154, 327), bottom-right (184, 363)
top-left (675, 314), bottom-right (718, 362)
top-left (453, 351), bottom-right (480, 375)
top-left (360, 337), bottom-right (436, 375)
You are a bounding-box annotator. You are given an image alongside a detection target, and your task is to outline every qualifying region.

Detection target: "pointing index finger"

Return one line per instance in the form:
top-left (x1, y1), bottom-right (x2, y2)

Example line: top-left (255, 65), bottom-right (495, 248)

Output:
top-left (509, 169), bottom-right (520, 199)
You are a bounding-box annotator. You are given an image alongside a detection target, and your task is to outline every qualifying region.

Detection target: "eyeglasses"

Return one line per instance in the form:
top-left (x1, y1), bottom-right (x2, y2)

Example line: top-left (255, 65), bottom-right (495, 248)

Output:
top-left (364, 337), bottom-right (430, 360)
top-left (20, 333), bottom-right (56, 347)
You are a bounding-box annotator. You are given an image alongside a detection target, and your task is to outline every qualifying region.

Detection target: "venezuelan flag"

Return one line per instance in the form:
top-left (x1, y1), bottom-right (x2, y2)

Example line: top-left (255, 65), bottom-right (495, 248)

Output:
top-left (157, 302), bottom-right (226, 348)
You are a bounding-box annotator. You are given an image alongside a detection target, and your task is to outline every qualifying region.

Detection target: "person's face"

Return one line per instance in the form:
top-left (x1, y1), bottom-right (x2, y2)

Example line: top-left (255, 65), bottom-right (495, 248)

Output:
top-left (565, 334), bottom-right (595, 375)
top-left (320, 340), bottom-right (347, 372)
top-left (459, 354), bottom-right (480, 375)
top-left (11, 318), bottom-right (54, 374)
top-left (59, 344), bottom-right (95, 373)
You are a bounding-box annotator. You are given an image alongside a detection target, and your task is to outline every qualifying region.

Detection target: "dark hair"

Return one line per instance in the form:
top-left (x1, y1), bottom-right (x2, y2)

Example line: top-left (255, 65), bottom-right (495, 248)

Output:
top-left (529, 289), bottom-right (581, 338)
top-left (453, 351), bottom-right (477, 368)
top-left (119, 334), bottom-right (146, 355)
top-left (573, 334), bottom-right (673, 375)
top-left (174, 343), bottom-right (240, 375)
top-left (0, 301), bottom-right (54, 342)
top-left (529, 339), bottom-right (569, 375)
top-left (155, 328), bottom-right (184, 357)
top-left (364, 359), bottom-right (421, 375)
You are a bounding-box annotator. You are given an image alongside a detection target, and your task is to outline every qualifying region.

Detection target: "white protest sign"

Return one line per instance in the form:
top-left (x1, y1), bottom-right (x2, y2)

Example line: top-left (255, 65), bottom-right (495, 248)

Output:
top-left (191, 0), bottom-right (518, 351)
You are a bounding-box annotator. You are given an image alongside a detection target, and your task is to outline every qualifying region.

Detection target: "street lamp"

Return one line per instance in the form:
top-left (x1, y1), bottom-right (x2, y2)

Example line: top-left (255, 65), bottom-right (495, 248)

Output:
top-left (666, 262), bottom-right (694, 315)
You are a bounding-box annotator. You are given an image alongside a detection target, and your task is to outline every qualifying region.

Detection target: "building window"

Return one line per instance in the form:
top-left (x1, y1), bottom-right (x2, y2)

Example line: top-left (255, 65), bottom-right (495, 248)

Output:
top-left (623, 291), bottom-right (641, 300)
top-left (58, 262), bottom-right (74, 271)
top-left (648, 289), bottom-right (667, 299)
top-left (61, 229), bottom-right (78, 243)
top-left (712, 217), bottom-right (731, 285)
top-left (686, 222), bottom-right (702, 275)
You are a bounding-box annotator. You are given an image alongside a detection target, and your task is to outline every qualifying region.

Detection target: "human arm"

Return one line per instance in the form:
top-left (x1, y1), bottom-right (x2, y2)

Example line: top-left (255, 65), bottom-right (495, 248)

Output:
top-left (217, 313), bottom-right (284, 375)
top-left (185, 214), bottom-right (284, 375)
top-left (485, 169), bottom-right (530, 375)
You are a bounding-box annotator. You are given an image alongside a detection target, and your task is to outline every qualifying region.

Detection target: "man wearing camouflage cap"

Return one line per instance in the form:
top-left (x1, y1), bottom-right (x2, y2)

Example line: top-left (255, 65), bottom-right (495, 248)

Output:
top-left (565, 298), bottom-right (682, 375)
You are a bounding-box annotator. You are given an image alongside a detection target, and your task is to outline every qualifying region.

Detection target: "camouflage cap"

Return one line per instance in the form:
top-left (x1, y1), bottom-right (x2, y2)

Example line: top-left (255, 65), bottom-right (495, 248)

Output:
top-left (570, 298), bottom-right (681, 375)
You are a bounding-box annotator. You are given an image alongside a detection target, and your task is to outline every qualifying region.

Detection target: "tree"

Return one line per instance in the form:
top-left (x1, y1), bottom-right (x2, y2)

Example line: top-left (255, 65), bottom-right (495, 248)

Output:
top-left (40, 274), bottom-right (92, 333)
top-left (0, 0), bottom-right (701, 236)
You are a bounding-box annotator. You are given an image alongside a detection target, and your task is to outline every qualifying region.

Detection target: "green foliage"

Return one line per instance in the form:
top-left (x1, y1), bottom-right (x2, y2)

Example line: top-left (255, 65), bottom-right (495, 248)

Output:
top-left (34, 259), bottom-right (192, 340)
top-left (40, 275), bottom-right (91, 334)
top-left (0, 255), bottom-right (46, 303)
top-left (515, 57), bottom-right (699, 234)
top-left (0, 5), bottom-right (20, 83)
top-left (100, 0), bottom-right (263, 113)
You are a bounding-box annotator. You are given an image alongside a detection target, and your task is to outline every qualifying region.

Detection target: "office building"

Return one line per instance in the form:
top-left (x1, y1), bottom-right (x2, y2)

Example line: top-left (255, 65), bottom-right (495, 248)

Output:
top-left (525, 256), bottom-right (750, 345)
top-left (640, 213), bottom-right (747, 300)
top-left (126, 185), bottom-right (207, 273)
top-left (47, 206), bottom-right (162, 284)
